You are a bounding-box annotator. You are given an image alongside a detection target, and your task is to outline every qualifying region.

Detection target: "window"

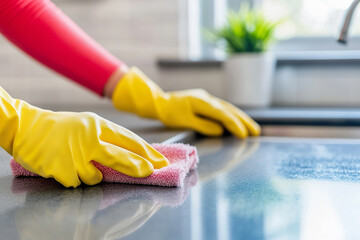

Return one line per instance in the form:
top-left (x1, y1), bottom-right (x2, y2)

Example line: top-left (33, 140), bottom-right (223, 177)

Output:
top-left (181, 0), bottom-right (360, 59)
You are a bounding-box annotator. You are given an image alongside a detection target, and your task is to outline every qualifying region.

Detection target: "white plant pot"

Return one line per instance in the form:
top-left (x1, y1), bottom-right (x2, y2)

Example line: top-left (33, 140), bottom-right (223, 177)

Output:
top-left (224, 52), bottom-right (275, 108)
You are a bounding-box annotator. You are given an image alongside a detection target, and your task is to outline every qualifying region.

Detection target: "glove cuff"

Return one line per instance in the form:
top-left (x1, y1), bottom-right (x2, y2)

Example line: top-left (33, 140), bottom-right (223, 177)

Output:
top-left (112, 67), bottom-right (165, 119)
top-left (0, 87), bottom-right (20, 155)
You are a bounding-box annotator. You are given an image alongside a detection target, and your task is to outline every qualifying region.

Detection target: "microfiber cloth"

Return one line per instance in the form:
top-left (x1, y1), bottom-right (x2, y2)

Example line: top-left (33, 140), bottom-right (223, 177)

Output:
top-left (10, 143), bottom-right (199, 187)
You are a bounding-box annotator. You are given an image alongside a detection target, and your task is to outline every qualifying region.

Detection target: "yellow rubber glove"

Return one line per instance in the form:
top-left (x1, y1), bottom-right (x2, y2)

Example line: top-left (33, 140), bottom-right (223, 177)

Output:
top-left (0, 86), bottom-right (169, 188)
top-left (112, 67), bottom-right (261, 138)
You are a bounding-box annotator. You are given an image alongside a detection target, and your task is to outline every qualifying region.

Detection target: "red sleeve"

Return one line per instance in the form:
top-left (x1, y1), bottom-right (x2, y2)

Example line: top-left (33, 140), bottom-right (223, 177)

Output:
top-left (0, 0), bottom-right (123, 96)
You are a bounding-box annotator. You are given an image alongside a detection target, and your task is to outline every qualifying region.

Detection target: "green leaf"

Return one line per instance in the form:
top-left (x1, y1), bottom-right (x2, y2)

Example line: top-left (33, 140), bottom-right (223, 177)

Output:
top-left (205, 5), bottom-right (281, 53)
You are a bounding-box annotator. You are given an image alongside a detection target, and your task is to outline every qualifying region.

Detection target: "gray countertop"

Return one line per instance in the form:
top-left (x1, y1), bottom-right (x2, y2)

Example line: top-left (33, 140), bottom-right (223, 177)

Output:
top-left (2, 108), bottom-right (360, 239)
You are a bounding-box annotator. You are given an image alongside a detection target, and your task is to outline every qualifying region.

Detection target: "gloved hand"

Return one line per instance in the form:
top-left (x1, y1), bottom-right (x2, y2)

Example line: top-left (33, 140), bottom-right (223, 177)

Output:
top-left (0, 86), bottom-right (169, 188)
top-left (112, 67), bottom-right (261, 138)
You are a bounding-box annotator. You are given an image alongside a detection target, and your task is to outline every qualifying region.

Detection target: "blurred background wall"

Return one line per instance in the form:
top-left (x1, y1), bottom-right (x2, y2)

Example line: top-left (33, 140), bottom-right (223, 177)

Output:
top-left (2, 0), bottom-right (360, 109)
top-left (0, 0), bottom-right (180, 108)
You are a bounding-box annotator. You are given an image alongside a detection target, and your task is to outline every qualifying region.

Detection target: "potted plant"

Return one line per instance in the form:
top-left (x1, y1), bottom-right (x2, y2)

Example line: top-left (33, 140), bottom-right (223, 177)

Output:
top-left (208, 7), bottom-right (279, 108)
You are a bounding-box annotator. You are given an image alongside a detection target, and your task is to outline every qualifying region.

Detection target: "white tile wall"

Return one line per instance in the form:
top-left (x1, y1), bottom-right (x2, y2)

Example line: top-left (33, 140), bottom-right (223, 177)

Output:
top-left (158, 67), bottom-right (225, 98)
top-left (274, 66), bottom-right (360, 107)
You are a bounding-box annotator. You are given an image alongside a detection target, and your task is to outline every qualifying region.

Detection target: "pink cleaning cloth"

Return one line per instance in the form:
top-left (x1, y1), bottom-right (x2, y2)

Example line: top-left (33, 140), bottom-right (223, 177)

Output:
top-left (10, 143), bottom-right (198, 187)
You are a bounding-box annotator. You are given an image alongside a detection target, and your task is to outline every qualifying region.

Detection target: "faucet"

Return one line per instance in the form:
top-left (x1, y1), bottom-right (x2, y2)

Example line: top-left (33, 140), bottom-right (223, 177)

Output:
top-left (338, 0), bottom-right (360, 44)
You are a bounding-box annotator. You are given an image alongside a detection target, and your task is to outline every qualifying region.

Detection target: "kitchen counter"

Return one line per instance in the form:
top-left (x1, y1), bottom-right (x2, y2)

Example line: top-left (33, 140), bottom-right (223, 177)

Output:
top-left (246, 108), bottom-right (360, 126)
top-left (1, 109), bottom-right (360, 239)
top-left (0, 109), bottom-right (184, 215)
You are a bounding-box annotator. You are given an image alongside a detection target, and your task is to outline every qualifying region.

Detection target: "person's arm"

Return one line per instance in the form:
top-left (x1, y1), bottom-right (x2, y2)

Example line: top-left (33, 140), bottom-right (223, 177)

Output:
top-left (0, 0), bottom-right (261, 138)
top-left (0, 0), bottom-right (125, 96)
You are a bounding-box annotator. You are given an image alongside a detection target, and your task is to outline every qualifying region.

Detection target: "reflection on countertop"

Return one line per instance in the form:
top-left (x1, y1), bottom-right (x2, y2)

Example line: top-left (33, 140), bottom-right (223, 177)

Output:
top-left (2, 115), bottom-right (360, 238)
top-left (4, 171), bottom-right (197, 240)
